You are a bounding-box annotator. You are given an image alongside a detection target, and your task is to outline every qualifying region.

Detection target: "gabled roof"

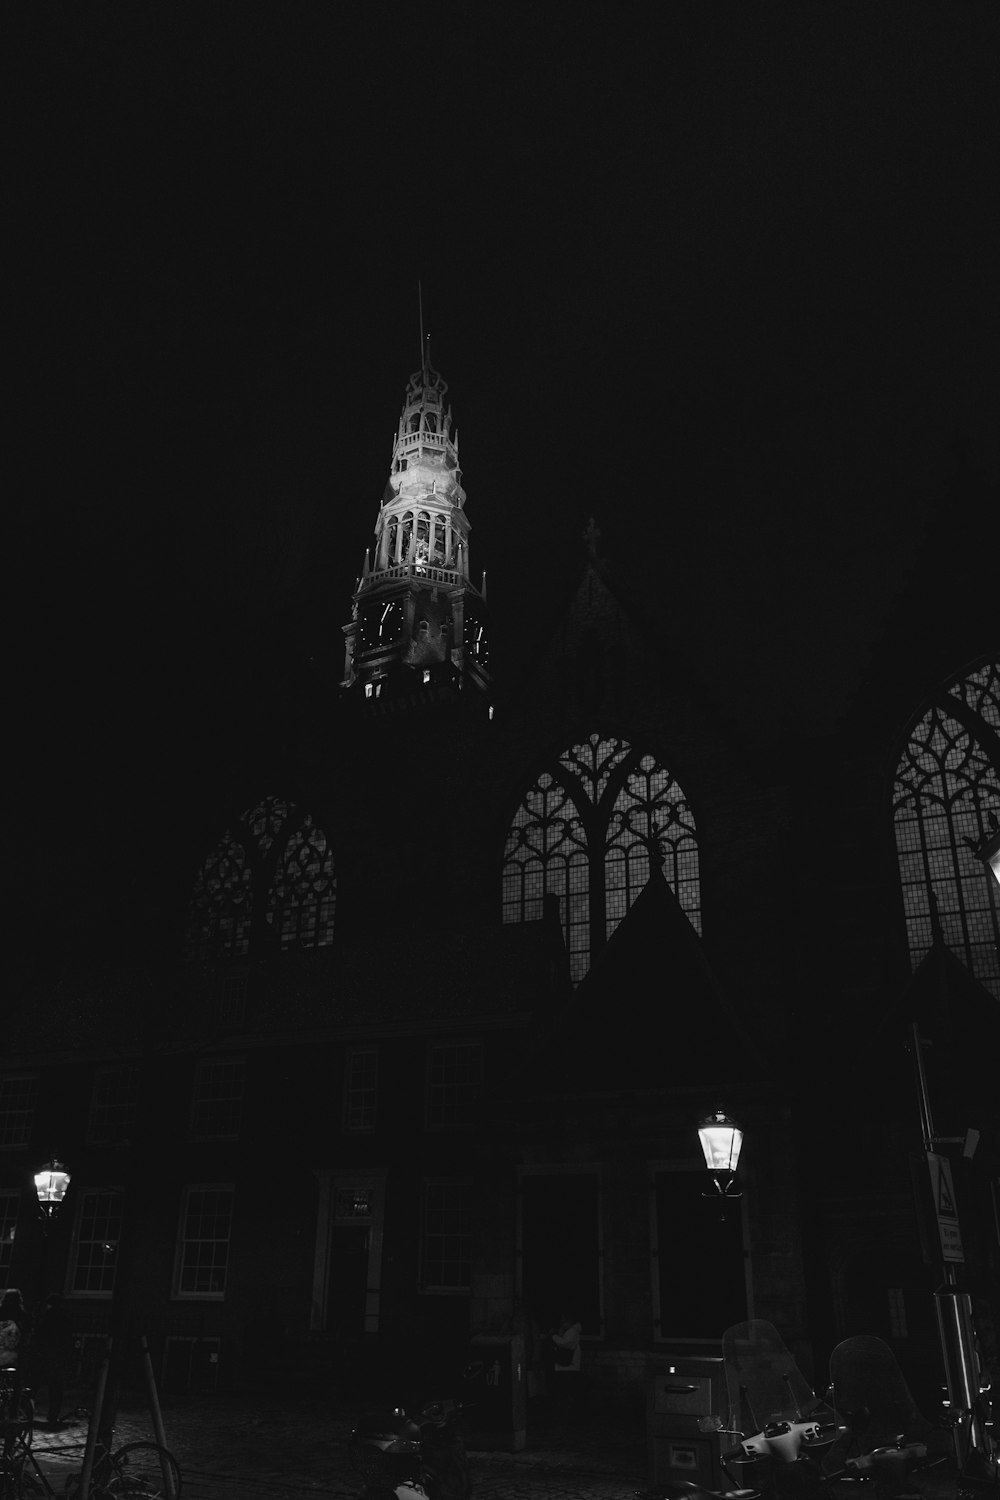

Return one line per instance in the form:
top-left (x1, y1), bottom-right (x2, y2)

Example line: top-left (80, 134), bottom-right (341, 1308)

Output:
top-left (872, 938), bottom-right (1000, 1139)
top-left (563, 862), bottom-right (768, 1092)
top-left (498, 555), bottom-right (756, 780)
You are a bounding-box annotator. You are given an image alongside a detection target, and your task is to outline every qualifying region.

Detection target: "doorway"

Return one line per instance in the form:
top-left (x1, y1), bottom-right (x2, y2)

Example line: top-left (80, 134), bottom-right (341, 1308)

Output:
top-left (327, 1225), bottom-right (371, 1339)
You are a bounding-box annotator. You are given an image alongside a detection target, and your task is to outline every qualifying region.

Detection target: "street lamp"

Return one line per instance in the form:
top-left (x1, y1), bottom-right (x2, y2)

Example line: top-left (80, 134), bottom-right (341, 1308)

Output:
top-left (967, 812), bottom-right (1000, 890)
top-left (698, 1109), bottom-right (743, 1198)
top-left (33, 1156), bottom-right (71, 1219)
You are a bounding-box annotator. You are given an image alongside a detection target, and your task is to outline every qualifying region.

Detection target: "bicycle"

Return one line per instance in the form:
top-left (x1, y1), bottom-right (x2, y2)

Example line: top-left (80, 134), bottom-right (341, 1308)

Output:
top-left (64, 1439), bottom-right (182, 1500)
top-left (1, 1369), bottom-right (39, 1500)
top-left (1, 1372), bottom-right (180, 1500)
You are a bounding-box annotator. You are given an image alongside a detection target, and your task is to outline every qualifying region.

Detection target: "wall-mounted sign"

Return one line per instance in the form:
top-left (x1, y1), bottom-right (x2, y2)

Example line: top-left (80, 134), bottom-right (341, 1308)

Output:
top-left (926, 1152), bottom-right (964, 1264)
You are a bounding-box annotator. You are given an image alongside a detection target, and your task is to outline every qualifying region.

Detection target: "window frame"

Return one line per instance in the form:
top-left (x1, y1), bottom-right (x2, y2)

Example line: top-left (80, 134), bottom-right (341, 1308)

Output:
top-left (189, 1057), bottom-right (246, 1142)
top-left (420, 1177), bottom-right (474, 1295)
top-left (0, 1075), bottom-right (38, 1150)
top-left (173, 1183), bottom-right (236, 1302)
top-left (425, 1040), bottom-right (484, 1130)
top-left (86, 1064), bottom-right (139, 1146)
top-left (343, 1047), bottom-right (378, 1134)
top-left (67, 1186), bottom-right (124, 1299)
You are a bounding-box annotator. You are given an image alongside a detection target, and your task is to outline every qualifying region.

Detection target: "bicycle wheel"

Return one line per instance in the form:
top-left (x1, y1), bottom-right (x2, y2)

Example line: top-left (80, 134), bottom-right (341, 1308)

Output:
top-left (12, 1457), bottom-right (49, 1500)
top-left (107, 1444), bottom-right (181, 1500)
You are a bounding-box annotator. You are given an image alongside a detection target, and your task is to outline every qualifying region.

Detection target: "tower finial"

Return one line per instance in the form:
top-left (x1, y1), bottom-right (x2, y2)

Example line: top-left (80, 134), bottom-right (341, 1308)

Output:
top-left (583, 515), bottom-right (602, 559)
top-left (418, 280), bottom-right (425, 372)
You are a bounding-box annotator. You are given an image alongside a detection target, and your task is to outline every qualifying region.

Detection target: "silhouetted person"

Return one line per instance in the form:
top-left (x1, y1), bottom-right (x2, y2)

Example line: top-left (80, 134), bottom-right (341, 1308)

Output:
top-left (0, 1289), bottom-right (28, 1370)
top-left (26, 1294), bottom-right (75, 1427)
top-left (549, 1309), bottom-right (583, 1422)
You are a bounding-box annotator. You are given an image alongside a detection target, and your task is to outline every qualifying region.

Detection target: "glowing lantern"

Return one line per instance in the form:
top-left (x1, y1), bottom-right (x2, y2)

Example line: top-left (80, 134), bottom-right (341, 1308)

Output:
top-left (979, 821), bottom-right (1000, 890)
top-left (34, 1157), bottom-right (71, 1217)
top-left (698, 1110), bottom-right (743, 1196)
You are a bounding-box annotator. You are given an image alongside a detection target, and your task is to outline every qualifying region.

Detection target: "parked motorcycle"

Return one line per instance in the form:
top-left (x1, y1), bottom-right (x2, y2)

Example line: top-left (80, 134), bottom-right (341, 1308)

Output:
top-left (824, 1333), bottom-right (951, 1495)
top-left (719, 1320), bottom-right (841, 1498)
top-left (349, 1394), bottom-right (472, 1500)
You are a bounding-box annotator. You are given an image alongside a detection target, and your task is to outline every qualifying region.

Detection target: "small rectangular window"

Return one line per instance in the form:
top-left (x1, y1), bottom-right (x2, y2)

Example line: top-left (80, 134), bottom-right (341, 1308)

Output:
top-left (344, 1049), bottom-right (378, 1133)
top-left (0, 1076), bottom-right (38, 1149)
top-left (191, 1059), bottom-right (245, 1140)
top-left (218, 971), bottom-right (248, 1029)
top-left (421, 1180), bottom-right (472, 1292)
top-left (70, 1189), bottom-right (123, 1296)
top-left (427, 1043), bottom-right (483, 1129)
top-left (0, 1191), bottom-right (20, 1278)
top-left (176, 1185), bottom-right (234, 1299)
top-left (88, 1066), bottom-right (139, 1145)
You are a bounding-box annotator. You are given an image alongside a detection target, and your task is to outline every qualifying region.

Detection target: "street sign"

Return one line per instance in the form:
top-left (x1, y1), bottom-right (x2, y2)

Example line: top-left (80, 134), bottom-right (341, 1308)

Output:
top-left (926, 1152), bottom-right (964, 1263)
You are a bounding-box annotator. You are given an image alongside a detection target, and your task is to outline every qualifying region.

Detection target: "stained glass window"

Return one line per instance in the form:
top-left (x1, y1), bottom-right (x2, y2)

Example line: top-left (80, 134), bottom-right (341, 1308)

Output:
top-left (186, 797), bottom-right (336, 961)
top-left (187, 833), bottom-right (253, 959)
top-left (502, 734), bottom-right (699, 984)
top-left (892, 659), bottom-right (1000, 999)
top-left (267, 814), bottom-right (338, 948)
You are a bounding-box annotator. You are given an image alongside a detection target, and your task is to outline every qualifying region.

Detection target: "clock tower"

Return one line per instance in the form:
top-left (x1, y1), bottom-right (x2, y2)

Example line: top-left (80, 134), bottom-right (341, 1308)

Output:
top-left (342, 348), bottom-right (491, 709)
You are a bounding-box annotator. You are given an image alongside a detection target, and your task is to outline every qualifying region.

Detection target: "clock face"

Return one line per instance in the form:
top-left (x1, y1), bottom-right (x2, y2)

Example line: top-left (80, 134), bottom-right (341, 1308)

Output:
top-left (464, 612), bottom-right (489, 669)
top-left (359, 599), bottom-right (402, 652)
top-left (379, 600), bottom-right (403, 643)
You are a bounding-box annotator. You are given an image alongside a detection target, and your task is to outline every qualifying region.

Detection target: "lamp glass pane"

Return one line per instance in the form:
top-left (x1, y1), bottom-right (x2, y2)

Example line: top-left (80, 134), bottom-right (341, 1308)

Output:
top-left (698, 1123), bottom-right (743, 1173)
top-left (34, 1166), bottom-right (71, 1204)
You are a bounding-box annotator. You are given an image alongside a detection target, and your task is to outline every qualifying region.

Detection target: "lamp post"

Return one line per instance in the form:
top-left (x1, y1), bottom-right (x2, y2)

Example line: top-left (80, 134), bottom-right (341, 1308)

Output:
top-left (967, 813), bottom-right (1000, 892)
top-left (698, 1109), bottom-right (743, 1199)
top-left (29, 1155), bottom-right (71, 1310)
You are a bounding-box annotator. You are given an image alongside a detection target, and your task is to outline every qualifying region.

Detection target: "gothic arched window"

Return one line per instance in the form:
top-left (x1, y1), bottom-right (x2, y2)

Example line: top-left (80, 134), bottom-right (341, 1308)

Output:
top-left (502, 734), bottom-right (700, 984)
top-left (892, 658), bottom-right (1000, 999)
top-left (187, 796), bottom-right (336, 962)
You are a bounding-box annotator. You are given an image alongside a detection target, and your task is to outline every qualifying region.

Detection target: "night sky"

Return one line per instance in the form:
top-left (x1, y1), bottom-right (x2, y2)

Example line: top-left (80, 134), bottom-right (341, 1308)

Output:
top-left (11, 4), bottom-right (998, 964)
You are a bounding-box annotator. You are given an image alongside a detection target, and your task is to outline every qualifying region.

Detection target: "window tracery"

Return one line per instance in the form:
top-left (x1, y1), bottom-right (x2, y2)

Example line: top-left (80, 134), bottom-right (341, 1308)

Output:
top-left (502, 734), bottom-right (700, 983)
top-left (186, 796), bottom-right (336, 962)
top-left (267, 814), bottom-right (337, 949)
top-left (892, 659), bottom-right (1000, 999)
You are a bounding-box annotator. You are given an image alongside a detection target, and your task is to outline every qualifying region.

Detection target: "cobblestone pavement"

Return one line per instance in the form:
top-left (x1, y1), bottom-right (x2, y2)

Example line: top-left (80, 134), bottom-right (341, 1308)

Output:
top-left (30, 1385), bottom-right (649, 1500)
top-left (28, 1383), bottom-right (968, 1500)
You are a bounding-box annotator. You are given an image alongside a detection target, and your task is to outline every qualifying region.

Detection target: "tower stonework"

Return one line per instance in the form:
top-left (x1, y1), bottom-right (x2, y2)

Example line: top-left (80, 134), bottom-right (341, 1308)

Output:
top-left (342, 350), bottom-right (491, 711)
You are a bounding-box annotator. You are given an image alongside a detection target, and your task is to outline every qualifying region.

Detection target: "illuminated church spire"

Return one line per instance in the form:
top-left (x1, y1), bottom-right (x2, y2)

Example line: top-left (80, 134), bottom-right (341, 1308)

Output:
top-left (341, 341), bottom-right (491, 707)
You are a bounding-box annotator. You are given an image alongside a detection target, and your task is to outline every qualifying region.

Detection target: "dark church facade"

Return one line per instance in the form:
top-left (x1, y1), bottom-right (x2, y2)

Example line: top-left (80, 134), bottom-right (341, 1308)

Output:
top-left (4, 354), bottom-right (999, 1416)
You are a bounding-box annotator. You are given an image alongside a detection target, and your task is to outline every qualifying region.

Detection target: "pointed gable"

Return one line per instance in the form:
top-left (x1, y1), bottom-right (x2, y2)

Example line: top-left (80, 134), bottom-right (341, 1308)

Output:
top-left (879, 940), bottom-right (1000, 1140)
top-left (566, 863), bottom-right (765, 1091)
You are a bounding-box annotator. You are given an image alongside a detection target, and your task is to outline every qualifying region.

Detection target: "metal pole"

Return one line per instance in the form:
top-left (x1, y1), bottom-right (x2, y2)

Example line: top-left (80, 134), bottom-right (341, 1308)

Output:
top-left (79, 1341), bottom-right (111, 1500)
top-left (140, 1336), bottom-right (177, 1500)
top-left (909, 1019), bottom-right (936, 1154)
top-left (910, 1012), bottom-right (986, 1470)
